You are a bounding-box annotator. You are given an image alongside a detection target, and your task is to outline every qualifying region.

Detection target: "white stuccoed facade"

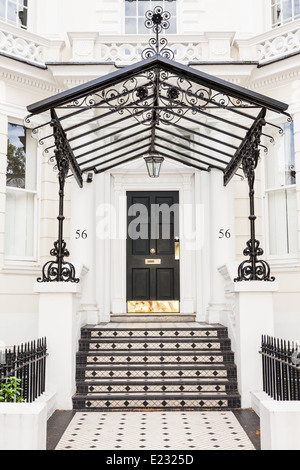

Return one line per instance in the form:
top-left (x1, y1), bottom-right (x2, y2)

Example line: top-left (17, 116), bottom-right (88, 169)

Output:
top-left (0, 0), bottom-right (300, 412)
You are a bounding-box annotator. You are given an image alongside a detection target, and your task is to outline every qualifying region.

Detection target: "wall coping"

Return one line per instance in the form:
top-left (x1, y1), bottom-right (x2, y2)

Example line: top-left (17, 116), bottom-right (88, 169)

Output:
top-left (33, 282), bottom-right (81, 294)
top-left (233, 281), bottom-right (279, 293)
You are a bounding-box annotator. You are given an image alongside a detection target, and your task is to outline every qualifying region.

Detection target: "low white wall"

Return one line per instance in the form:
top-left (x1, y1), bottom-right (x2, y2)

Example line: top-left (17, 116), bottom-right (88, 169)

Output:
top-left (252, 391), bottom-right (300, 451)
top-left (35, 390), bottom-right (57, 420)
top-left (0, 391), bottom-right (56, 451)
top-left (0, 402), bottom-right (47, 450)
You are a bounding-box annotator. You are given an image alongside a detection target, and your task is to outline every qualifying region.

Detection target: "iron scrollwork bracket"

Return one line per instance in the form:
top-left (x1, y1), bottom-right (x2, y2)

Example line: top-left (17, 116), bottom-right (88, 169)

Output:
top-left (37, 113), bottom-right (79, 283)
top-left (235, 112), bottom-right (275, 282)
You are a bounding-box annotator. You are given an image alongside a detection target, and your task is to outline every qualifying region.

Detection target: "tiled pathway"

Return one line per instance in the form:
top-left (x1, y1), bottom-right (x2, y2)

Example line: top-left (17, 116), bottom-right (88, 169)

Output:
top-left (51, 410), bottom-right (259, 451)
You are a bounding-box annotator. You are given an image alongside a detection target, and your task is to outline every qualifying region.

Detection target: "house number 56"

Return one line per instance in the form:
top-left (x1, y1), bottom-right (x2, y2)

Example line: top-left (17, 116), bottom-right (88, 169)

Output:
top-left (219, 229), bottom-right (231, 239)
top-left (75, 230), bottom-right (88, 239)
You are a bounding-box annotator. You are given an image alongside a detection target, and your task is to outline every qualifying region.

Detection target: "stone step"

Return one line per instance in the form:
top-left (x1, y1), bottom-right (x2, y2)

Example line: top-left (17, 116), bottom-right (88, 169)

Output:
top-left (76, 378), bottom-right (239, 394)
top-left (76, 363), bottom-right (238, 381)
top-left (76, 351), bottom-right (235, 365)
top-left (81, 325), bottom-right (228, 340)
top-left (72, 392), bottom-right (241, 411)
top-left (78, 337), bottom-right (231, 352)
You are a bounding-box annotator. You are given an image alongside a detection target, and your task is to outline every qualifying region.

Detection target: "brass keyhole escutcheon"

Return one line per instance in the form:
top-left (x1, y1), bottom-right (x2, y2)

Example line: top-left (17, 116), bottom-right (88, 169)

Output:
top-left (150, 248), bottom-right (156, 255)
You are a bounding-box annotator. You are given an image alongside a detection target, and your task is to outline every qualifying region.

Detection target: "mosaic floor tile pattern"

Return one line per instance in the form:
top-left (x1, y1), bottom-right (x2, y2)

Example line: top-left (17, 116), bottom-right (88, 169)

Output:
top-left (55, 411), bottom-right (255, 451)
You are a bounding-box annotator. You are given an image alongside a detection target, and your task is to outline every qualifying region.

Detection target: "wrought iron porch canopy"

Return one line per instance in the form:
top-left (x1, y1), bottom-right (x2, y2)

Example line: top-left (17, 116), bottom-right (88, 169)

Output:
top-left (26, 55), bottom-right (290, 189)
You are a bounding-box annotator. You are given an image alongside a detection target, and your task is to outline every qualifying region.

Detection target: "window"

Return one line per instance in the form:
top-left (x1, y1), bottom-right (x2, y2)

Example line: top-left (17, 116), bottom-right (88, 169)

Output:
top-left (5, 123), bottom-right (37, 261)
top-left (125, 0), bottom-right (177, 34)
top-left (0, 0), bottom-right (28, 29)
top-left (265, 122), bottom-right (298, 258)
top-left (271, 0), bottom-right (300, 27)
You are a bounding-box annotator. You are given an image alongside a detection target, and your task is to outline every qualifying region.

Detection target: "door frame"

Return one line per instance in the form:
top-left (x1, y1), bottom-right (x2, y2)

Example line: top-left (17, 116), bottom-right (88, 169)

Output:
top-left (106, 164), bottom-right (204, 318)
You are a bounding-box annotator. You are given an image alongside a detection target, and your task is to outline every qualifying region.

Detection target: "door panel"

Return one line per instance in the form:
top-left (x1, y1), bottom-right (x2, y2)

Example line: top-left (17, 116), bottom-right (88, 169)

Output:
top-left (127, 191), bottom-right (180, 312)
top-left (156, 268), bottom-right (174, 300)
top-left (132, 268), bottom-right (150, 300)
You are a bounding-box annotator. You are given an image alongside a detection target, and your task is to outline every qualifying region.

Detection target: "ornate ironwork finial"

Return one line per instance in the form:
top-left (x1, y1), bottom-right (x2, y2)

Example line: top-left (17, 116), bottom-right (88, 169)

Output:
top-left (142, 6), bottom-right (174, 60)
top-left (145, 5), bottom-right (171, 33)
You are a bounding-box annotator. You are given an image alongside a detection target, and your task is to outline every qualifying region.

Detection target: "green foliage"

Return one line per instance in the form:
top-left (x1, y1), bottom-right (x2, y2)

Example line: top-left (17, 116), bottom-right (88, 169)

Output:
top-left (0, 377), bottom-right (24, 403)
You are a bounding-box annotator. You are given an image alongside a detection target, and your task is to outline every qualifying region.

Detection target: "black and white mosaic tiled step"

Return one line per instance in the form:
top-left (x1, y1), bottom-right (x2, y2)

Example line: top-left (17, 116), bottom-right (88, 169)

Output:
top-left (73, 323), bottom-right (241, 411)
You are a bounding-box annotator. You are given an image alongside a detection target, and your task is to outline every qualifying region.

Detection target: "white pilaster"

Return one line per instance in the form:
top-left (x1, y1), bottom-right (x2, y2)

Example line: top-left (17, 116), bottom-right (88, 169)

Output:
top-left (195, 170), bottom-right (207, 321)
top-left (180, 174), bottom-right (195, 314)
top-left (207, 168), bottom-right (236, 323)
top-left (70, 178), bottom-right (99, 325)
top-left (95, 172), bottom-right (111, 322)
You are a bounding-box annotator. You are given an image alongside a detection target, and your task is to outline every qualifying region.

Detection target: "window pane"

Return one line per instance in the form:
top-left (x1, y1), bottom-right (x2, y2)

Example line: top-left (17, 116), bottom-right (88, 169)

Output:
top-left (268, 190), bottom-right (289, 255)
top-left (7, 1), bottom-right (17, 23)
top-left (138, 0), bottom-right (149, 17)
top-left (282, 0), bottom-right (293, 21)
top-left (152, 0), bottom-right (164, 7)
top-left (286, 188), bottom-right (298, 254)
top-left (0, 0), bottom-right (5, 19)
top-left (5, 190), bottom-right (35, 258)
top-left (125, 17), bottom-right (137, 33)
top-left (125, 0), bottom-right (137, 16)
top-left (138, 16), bottom-right (148, 33)
top-left (167, 1), bottom-right (177, 16)
top-left (268, 189), bottom-right (298, 256)
top-left (295, 0), bottom-right (300, 16)
top-left (168, 16), bottom-right (176, 33)
top-left (6, 123), bottom-right (26, 189)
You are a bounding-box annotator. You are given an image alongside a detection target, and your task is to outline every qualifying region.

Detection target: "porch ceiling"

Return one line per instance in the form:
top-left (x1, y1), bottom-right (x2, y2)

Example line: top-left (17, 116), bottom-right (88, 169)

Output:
top-left (26, 55), bottom-right (290, 188)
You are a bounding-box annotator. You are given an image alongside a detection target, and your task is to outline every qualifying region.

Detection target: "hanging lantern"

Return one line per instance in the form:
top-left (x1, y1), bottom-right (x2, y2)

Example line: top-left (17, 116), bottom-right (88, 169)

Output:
top-left (144, 151), bottom-right (164, 178)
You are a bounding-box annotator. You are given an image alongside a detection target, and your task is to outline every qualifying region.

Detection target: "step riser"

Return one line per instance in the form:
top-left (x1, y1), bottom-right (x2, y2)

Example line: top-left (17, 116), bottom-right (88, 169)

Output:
top-left (76, 368), bottom-right (237, 381)
top-left (77, 383), bottom-right (238, 394)
top-left (73, 397), bottom-right (241, 411)
top-left (78, 341), bottom-right (231, 352)
top-left (81, 328), bottom-right (228, 340)
top-left (76, 354), bottom-right (235, 365)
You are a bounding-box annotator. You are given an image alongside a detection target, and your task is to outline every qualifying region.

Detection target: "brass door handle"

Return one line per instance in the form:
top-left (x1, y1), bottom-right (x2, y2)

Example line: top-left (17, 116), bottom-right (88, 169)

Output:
top-left (150, 248), bottom-right (156, 255)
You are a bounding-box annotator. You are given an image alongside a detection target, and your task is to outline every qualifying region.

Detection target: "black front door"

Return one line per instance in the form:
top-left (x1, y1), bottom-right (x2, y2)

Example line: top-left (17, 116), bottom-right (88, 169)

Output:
top-left (127, 191), bottom-right (180, 313)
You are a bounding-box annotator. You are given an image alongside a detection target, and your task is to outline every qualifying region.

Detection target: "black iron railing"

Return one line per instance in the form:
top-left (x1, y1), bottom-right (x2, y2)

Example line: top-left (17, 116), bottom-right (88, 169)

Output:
top-left (261, 335), bottom-right (300, 401)
top-left (0, 338), bottom-right (47, 403)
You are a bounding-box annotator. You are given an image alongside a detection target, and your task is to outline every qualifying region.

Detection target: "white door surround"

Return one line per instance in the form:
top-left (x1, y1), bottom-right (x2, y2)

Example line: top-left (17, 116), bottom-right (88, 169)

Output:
top-left (71, 160), bottom-right (235, 324)
top-left (109, 163), bottom-right (201, 320)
